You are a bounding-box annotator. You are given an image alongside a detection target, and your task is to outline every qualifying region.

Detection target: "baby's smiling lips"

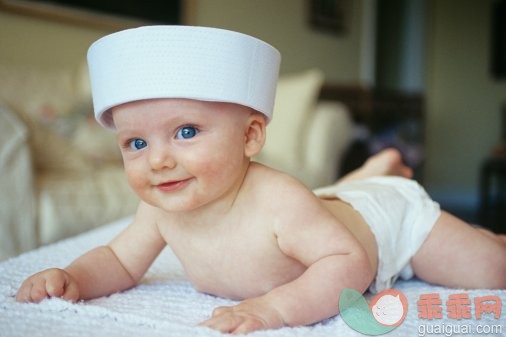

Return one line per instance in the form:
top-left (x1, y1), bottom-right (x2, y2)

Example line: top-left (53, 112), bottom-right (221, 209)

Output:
top-left (156, 178), bottom-right (191, 192)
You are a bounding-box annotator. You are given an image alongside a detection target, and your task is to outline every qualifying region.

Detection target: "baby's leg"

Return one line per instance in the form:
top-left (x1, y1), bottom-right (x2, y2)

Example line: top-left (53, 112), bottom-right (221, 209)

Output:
top-left (338, 148), bottom-right (413, 183)
top-left (475, 227), bottom-right (506, 242)
top-left (412, 211), bottom-right (506, 289)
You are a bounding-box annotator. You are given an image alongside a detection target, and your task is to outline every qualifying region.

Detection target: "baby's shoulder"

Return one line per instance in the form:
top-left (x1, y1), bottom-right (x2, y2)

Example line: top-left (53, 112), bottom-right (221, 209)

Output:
top-left (245, 162), bottom-right (320, 207)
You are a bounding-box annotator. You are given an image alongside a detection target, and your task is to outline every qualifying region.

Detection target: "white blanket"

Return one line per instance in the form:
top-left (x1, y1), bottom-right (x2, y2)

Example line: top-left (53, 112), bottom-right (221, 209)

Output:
top-left (1, 217), bottom-right (504, 337)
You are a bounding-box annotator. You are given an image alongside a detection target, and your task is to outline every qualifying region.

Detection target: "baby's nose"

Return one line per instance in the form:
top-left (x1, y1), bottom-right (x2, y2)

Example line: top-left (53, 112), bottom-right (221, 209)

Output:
top-left (148, 146), bottom-right (176, 170)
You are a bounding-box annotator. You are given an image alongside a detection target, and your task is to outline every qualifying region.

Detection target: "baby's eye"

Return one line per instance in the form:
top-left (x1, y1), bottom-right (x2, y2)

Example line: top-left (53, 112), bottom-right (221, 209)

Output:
top-left (128, 138), bottom-right (147, 151)
top-left (176, 126), bottom-right (198, 139)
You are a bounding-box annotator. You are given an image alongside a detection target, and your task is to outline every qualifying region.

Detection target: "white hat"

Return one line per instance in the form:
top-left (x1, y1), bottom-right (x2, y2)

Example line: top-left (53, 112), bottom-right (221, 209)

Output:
top-left (87, 25), bottom-right (281, 129)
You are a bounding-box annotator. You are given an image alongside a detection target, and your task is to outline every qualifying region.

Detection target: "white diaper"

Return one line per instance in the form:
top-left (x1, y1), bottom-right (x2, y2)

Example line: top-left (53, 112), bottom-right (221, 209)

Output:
top-left (313, 176), bottom-right (441, 293)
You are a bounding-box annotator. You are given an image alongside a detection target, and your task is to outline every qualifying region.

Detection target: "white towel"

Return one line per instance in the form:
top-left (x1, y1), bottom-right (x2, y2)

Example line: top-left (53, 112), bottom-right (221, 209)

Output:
top-left (1, 217), bottom-right (504, 337)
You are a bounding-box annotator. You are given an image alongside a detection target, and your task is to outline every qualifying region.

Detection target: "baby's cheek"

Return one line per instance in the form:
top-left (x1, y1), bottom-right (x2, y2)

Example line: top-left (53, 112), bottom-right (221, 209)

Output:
top-left (206, 160), bottom-right (241, 184)
top-left (124, 166), bottom-right (147, 192)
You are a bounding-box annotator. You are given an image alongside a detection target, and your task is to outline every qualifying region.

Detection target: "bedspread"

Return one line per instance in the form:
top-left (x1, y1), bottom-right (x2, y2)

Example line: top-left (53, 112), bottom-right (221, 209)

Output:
top-left (1, 217), bottom-right (504, 337)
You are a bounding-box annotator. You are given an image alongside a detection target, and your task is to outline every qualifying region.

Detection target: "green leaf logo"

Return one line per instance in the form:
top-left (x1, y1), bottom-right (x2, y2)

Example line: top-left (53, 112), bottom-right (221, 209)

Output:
top-left (339, 288), bottom-right (408, 335)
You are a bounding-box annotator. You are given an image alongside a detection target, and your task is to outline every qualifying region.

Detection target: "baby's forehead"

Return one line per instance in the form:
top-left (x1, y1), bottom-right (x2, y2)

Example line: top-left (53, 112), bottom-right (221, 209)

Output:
top-left (112, 98), bottom-right (255, 113)
top-left (111, 98), bottom-right (258, 124)
top-left (87, 26), bottom-right (280, 130)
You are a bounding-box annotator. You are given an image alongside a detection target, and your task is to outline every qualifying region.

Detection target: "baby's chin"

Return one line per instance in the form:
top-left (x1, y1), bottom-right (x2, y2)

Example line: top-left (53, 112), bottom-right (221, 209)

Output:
top-left (144, 193), bottom-right (216, 214)
top-left (148, 199), bottom-right (204, 214)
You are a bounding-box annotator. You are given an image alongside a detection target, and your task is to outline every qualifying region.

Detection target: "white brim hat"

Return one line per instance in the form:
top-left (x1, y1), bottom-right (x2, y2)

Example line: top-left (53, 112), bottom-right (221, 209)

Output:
top-left (87, 25), bottom-right (281, 129)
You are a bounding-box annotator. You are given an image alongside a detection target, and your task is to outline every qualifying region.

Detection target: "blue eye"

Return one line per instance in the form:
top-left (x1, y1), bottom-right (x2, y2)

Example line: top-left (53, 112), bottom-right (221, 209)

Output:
top-left (176, 126), bottom-right (198, 139)
top-left (128, 138), bottom-right (147, 151)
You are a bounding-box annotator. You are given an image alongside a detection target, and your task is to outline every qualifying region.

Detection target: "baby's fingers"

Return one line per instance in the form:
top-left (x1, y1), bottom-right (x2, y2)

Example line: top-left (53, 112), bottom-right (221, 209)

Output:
top-left (212, 305), bottom-right (233, 317)
top-left (200, 313), bottom-right (247, 334)
top-left (43, 269), bottom-right (79, 302)
top-left (16, 268), bottom-right (79, 303)
top-left (232, 318), bottom-right (267, 335)
top-left (16, 276), bottom-right (50, 303)
top-left (201, 309), bottom-right (267, 334)
top-left (60, 279), bottom-right (79, 302)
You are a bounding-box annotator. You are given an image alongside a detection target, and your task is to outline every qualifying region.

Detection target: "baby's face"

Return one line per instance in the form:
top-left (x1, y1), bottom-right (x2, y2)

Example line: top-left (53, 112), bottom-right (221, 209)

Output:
top-left (112, 98), bottom-right (253, 212)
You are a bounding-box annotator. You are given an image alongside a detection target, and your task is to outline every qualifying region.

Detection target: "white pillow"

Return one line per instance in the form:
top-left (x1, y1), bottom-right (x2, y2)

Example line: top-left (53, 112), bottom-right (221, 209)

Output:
top-left (28, 117), bottom-right (95, 173)
top-left (0, 61), bottom-right (93, 141)
top-left (259, 69), bottom-right (324, 172)
top-left (72, 118), bottom-right (123, 164)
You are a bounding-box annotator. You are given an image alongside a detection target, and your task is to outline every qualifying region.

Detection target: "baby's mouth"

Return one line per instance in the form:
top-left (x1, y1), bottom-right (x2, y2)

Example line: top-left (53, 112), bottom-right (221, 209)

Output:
top-left (156, 178), bottom-right (191, 192)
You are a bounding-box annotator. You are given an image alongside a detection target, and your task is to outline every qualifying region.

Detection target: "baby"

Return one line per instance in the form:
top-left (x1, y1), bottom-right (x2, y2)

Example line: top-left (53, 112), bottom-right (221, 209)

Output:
top-left (16, 26), bottom-right (506, 334)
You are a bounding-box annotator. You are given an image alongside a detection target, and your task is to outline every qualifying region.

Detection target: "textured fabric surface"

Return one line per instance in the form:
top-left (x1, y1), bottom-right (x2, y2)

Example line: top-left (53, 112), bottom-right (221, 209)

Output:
top-left (37, 167), bottom-right (138, 245)
top-left (1, 217), bottom-right (504, 337)
top-left (260, 69), bottom-right (324, 174)
top-left (0, 103), bottom-right (37, 260)
top-left (256, 69), bottom-right (353, 188)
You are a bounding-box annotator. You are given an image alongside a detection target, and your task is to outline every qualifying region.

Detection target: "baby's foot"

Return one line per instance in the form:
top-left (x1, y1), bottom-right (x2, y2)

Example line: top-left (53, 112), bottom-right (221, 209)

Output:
top-left (339, 148), bottom-right (413, 182)
top-left (362, 148), bottom-right (414, 178)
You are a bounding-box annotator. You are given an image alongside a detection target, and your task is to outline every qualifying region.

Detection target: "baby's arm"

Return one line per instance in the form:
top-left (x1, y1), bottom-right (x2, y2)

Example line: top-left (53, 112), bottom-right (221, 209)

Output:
top-left (16, 246), bottom-right (136, 302)
top-left (16, 202), bottom-right (166, 302)
top-left (202, 195), bottom-right (375, 333)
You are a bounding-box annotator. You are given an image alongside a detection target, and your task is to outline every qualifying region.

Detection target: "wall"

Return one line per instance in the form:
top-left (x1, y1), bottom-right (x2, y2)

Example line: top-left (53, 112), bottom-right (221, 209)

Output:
top-left (375, 0), bottom-right (426, 92)
top-left (425, 0), bottom-right (506, 213)
top-left (0, 11), bottom-right (107, 69)
top-left (0, 0), bottom-right (369, 86)
top-left (190, 0), bottom-right (506, 216)
top-left (188, 0), bottom-right (368, 82)
top-left (2, 0), bottom-right (505, 216)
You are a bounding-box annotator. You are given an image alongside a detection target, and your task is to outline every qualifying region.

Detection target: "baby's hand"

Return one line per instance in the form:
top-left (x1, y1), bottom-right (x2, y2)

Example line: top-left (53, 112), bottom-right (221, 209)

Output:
top-left (200, 297), bottom-right (284, 334)
top-left (16, 268), bottom-right (79, 303)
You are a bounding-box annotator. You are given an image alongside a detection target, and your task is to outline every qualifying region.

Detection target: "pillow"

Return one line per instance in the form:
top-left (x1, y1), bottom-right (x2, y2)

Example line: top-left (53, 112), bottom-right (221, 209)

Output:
top-left (13, 110), bottom-right (95, 173)
top-left (72, 116), bottom-right (123, 164)
top-left (259, 68), bottom-right (324, 172)
top-left (0, 102), bottom-right (37, 259)
top-left (0, 61), bottom-right (91, 136)
top-left (0, 62), bottom-right (116, 171)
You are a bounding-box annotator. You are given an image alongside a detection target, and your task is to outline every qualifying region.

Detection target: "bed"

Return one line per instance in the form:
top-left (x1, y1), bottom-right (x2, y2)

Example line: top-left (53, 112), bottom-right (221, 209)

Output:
top-left (1, 216), bottom-right (504, 337)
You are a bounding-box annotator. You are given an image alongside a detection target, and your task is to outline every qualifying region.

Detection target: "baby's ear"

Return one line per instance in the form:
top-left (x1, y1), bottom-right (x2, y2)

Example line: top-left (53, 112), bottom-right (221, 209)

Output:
top-left (244, 112), bottom-right (266, 158)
